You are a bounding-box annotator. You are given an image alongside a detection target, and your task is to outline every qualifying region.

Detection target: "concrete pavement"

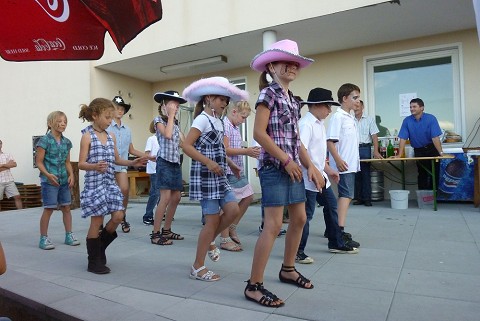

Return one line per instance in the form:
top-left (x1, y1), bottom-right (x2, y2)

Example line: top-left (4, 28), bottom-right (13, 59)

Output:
top-left (0, 199), bottom-right (480, 321)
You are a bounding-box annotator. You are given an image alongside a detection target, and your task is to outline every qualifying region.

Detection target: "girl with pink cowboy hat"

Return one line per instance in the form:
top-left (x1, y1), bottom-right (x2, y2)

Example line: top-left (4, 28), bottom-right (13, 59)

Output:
top-left (245, 39), bottom-right (325, 307)
top-left (182, 76), bottom-right (249, 282)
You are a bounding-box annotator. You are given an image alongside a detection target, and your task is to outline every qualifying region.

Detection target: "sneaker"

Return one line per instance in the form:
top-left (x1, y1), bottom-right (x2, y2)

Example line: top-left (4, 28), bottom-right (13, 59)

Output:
top-left (143, 217), bottom-right (154, 226)
top-left (342, 232), bottom-right (360, 248)
top-left (39, 235), bottom-right (55, 250)
top-left (295, 252), bottom-right (314, 264)
top-left (329, 245), bottom-right (359, 254)
top-left (65, 232), bottom-right (80, 246)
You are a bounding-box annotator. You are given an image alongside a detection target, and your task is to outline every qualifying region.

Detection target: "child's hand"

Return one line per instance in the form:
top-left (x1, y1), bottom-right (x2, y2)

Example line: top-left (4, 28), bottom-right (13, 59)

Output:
top-left (46, 173), bottom-right (60, 186)
top-left (229, 162), bottom-right (242, 178)
top-left (207, 160), bottom-right (224, 176)
top-left (308, 166), bottom-right (325, 192)
top-left (336, 159), bottom-right (349, 172)
top-left (285, 160), bottom-right (303, 183)
top-left (68, 175), bottom-right (75, 188)
top-left (166, 102), bottom-right (178, 117)
top-left (96, 161), bottom-right (108, 173)
top-left (132, 156), bottom-right (149, 168)
top-left (247, 146), bottom-right (261, 159)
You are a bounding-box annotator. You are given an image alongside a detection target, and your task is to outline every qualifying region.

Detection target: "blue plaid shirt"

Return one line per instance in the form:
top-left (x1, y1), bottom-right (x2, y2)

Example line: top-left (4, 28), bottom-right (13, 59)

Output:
top-left (36, 132), bottom-right (72, 185)
top-left (154, 116), bottom-right (181, 164)
top-left (255, 81), bottom-right (301, 171)
top-left (107, 120), bottom-right (132, 172)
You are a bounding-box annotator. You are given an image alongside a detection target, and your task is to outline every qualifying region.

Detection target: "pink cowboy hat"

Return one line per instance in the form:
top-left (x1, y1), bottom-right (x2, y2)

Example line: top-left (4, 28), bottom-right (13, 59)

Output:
top-left (250, 39), bottom-right (314, 72)
top-left (182, 76), bottom-right (249, 103)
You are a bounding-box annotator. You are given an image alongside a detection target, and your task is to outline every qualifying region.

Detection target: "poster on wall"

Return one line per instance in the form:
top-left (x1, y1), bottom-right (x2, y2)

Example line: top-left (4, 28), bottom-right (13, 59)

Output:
top-left (399, 93), bottom-right (417, 117)
top-left (32, 135), bottom-right (43, 168)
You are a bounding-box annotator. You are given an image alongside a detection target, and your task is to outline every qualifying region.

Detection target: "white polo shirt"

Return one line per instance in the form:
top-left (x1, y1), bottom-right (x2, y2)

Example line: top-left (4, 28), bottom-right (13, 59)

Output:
top-left (299, 112), bottom-right (330, 192)
top-left (326, 107), bottom-right (360, 173)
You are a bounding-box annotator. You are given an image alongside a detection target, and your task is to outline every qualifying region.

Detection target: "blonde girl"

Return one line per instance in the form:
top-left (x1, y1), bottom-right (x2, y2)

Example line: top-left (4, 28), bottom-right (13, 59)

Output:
top-left (182, 76), bottom-right (248, 282)
top-left (217, 101), bottom-right (260, 252)
top-left (36, 111), bottom-right (79, 250)
top-left (78, 98), bottom-right (146, 274)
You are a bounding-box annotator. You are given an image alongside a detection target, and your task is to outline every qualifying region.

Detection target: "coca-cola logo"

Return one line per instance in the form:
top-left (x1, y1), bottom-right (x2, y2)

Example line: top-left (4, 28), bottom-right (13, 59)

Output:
top-left (35, 0), bottom-right (70, 23)
top-left (33, 38), bottom-right (66, 52)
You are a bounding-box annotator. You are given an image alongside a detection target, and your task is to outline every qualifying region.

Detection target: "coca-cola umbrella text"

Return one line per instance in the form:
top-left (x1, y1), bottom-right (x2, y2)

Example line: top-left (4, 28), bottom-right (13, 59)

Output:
top-left (0, 0), bottom-right (163, 61)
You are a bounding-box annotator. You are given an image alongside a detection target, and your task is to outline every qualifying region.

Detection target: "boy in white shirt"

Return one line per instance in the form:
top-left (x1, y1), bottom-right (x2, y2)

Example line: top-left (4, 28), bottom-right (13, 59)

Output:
top-left (326, 83), bottom-right (362, 246)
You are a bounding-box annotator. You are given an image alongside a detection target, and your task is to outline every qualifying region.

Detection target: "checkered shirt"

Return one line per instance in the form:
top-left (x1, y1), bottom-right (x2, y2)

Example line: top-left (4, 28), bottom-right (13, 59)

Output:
top-left (36, 132), bottom-right (72, 185)
top-left (154, 116), bottom-right (181, 164)
top-left (0, 152), bottom-right (15, 183)
top-left (355, 113), bottom-right (379, 144)
top-left (107, 120), bottom-right (132, 172)
top-left (223, 116), bottom-right (243, 175)
top-left (255, 81), bottom-right (301, 170)
top-left (189, 113), bottom-right (231, 200)
top-left (80, 126), bottom-right (123, 218)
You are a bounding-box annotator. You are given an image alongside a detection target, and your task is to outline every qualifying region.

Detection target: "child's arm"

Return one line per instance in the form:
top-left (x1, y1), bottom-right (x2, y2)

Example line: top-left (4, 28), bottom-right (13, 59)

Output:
top-left (157, 104), bottom-right (177, 139)
top-left (253, 104), bottom-right (302, 181)
top-left (65, 150), bottom-right (74, 188)
top-left (327, 140), bottom-right (348, 172)
top-left (0, 242), bottom-right (6, 275)
top-left (78, 133), bottom-right (108, 172)
top-left (112, 135), bottom-right (148, 167)
top-left (299, 143), bottom-right (325, 191)
top-left (223, 136), bottom-right (260, 159)
top-left (36, 146), bottom-right (60, 187)
top-left (183, 127), bottom-right (224, 176)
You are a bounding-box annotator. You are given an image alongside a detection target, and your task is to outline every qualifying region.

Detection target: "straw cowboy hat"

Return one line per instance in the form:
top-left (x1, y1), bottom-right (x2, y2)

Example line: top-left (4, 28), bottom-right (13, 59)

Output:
top-left (112, 96), bottom-right (131, 113)
top-left (250, 39), bottom-right (314, 72)
top-left (153, 90), bottom-right (187, 104)
top-left (301, 88), bottom-right (340, 106)
top-left (182, 76), bottom-right (249, 103)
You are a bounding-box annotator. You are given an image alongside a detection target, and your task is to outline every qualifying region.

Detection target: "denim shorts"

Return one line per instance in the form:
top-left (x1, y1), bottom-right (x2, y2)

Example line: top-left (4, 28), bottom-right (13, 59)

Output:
top-left (200, 190), bottom-right (237, 215)
top-left (41, 182), bottom-right (71, 208)
top-left (156, 157), bottom-right (183, 191)
top-left (259, 164), bottom-right (306, 207)
top-left (337, 172), bottom-right (356, 199)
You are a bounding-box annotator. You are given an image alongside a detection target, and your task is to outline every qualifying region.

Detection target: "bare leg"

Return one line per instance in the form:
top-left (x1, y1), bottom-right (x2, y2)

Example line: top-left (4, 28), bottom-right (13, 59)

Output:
top-left (163, 190), bottom-right (181, 230)
top-left (60, 205), bottom-right (73, 232)
top-left (115, 172), bottom-right (130, 231)
top-left (39, 208), bottom-right (54, 236)
top-left (337, 197), bottom-right (351, 228)
top-left (13, 195), bottom-right (23, 210)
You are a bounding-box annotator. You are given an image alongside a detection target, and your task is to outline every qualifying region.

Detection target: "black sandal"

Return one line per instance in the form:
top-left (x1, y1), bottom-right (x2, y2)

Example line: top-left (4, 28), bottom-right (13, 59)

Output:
top-left (120, 220), bottom-right (130, 233)
top-left (244, 280), bottom-right (284, 307)
top-left (150, 231), bottom-right (172, 245)
top-left (278, 264), bottom-right (314, 289)
top-left (162, 228), bottom-right (184, 240)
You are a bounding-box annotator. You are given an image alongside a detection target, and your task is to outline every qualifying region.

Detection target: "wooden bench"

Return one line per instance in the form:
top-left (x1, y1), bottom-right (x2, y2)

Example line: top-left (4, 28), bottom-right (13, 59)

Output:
top-left (127, 170), bottom-right (150, 199)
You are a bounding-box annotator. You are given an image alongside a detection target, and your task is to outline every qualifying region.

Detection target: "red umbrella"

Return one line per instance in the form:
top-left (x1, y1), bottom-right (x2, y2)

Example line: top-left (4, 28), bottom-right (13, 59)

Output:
top-left (0, 0), bottom-right (162, 62)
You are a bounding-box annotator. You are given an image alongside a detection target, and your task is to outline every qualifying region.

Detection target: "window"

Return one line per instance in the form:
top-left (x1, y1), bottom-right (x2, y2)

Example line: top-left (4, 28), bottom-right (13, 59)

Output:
top-left (365, 45), bottom-right (464, 141)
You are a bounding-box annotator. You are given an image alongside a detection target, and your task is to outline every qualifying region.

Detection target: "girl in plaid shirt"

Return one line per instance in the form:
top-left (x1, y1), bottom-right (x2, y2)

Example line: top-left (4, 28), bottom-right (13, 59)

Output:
top-left (150, 91), bottom-right (188, 246)
top-left (182, 77), bottom-right (248, 282)
top-left (245, 40), bottom-right (325, 307)
top-left (79, 98), bottom-right (147, 274)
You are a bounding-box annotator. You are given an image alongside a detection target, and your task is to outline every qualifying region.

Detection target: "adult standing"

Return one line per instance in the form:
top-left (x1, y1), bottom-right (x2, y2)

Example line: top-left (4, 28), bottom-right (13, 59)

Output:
top-left (353, 100), bottom-right (381, 206)
top-left (396, 98), bottom-right (443, 189)
top-left (0, 139), bottom-right (22, 211)
top-left (107, 96), bottom-right (146, 233)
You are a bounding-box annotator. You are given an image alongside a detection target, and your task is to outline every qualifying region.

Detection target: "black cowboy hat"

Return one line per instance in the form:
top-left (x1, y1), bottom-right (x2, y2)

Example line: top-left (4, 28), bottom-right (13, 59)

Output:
top-left (153, 90), bottom-right (187, 104)
top-left (301, 88), bottom-right (340, 106)
top-left (112, 96), bottom-right (132, 113)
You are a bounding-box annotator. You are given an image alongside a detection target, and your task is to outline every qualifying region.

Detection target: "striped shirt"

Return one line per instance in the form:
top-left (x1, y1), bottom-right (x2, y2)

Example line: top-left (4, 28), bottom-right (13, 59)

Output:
top-left (154, 116), bottom-right (181, 164)
top-left (354, 113), bottom-right (379, 144)
top-left (223, 116), bottom-right (243, 175)
top-left (36, 132), bottom-right (72, 185)
top-left (255, 81), bottom-right (301, 171)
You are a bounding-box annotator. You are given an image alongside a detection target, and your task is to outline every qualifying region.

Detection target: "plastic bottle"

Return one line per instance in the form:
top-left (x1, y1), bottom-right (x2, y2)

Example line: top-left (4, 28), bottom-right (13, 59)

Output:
top-left (387, 139), bottom-right (394, 157)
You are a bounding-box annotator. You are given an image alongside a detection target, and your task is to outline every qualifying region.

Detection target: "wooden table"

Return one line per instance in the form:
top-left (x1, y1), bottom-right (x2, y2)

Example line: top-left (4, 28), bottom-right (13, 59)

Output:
top-left (126, 170), bottom-right (150, 199)
top-left (361, 155), bottom-right (454, 211)
top-left (472, 155), bottom-right (480, 207)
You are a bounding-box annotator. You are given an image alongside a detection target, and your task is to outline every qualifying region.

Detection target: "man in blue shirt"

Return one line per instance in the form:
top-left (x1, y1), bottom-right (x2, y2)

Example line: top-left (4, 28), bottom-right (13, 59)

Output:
top-left (396, 98), bottom-right (444, 189)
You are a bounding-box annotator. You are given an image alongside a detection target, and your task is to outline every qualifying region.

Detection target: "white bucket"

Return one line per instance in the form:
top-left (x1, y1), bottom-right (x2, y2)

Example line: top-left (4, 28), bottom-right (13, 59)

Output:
top-left (389, 190), bottom-right (409, 209)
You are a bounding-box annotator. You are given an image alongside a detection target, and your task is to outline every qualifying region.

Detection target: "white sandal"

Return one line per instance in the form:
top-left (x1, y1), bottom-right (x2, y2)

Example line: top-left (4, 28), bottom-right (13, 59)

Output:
top-left (189, 265), bottom-right (220, 282)
top-left (207, 241), bottom-right (220, 262)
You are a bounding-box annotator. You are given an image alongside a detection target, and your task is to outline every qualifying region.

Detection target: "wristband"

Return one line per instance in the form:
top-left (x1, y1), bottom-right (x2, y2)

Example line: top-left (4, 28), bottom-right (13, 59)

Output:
top-left (283, 156), bottom-right (292, 167)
